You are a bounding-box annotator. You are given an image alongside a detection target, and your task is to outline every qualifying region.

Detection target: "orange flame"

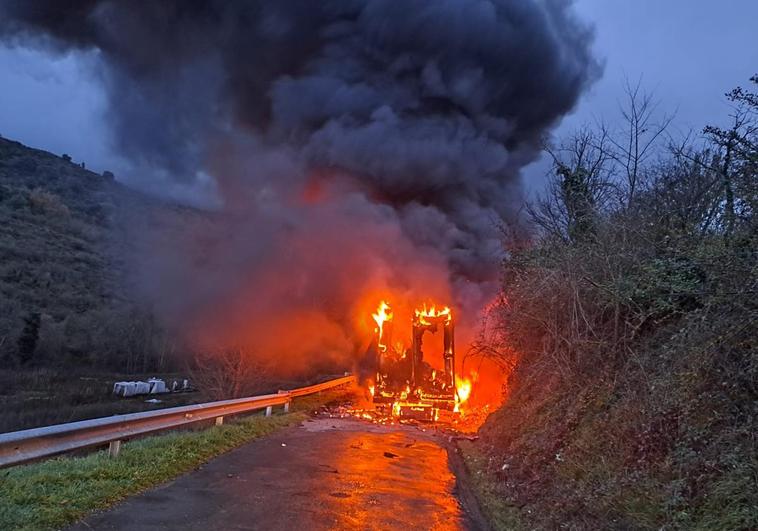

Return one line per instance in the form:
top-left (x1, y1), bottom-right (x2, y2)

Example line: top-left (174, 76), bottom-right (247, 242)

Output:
top-left (372, 300), bottom-right (393, 352)
top-left (456, 375), bottom-right (472, 404)
top-left (414, 303), bottom-right (452, 325)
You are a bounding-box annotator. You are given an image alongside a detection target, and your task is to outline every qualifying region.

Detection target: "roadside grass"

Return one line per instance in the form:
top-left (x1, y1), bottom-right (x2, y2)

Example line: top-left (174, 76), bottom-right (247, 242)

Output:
top-left (0, 389), bottom-right (352, 531)
top-left (458, 440), bottom-right (523, 531)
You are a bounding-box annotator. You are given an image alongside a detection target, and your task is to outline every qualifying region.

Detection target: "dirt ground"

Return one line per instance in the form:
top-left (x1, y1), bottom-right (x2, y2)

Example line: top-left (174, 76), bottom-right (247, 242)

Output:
top-left (70, 418), bottom-right (479, 530)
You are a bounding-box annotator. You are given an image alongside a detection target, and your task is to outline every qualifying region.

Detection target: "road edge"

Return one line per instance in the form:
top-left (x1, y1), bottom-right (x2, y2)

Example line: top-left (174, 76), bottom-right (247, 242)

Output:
top-left (444, 438), bottom-right (493, 531)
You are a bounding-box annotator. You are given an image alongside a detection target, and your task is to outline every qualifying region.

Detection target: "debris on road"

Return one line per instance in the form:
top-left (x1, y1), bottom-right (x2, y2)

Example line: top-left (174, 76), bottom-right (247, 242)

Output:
top-left (311, 396), bottom-right (490, 436)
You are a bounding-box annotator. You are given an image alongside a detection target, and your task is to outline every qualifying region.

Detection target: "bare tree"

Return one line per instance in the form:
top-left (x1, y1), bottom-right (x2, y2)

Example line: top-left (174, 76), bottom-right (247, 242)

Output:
top-left (604, 78), bottom-right (674, 207)
top-left (670, 75), bottom-right (757, 238)
top-left (532, 127), bottom-right (614, 242)
top-left (191, 347), bottom-right (271, 400)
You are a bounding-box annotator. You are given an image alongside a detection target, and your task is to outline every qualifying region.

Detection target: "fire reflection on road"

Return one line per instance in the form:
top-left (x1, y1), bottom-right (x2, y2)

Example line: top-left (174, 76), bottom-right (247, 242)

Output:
top-left (302, 420), bottom-right (467, 530)
top-left (70, 418), bottom-right (472, 531)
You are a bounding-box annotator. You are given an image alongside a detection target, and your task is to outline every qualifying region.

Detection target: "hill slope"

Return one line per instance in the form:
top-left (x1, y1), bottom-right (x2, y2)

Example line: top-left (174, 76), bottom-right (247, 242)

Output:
top-left (464, 78), bottom-right (758, 530)
top-left (0, 136), bottom-right (188, 371)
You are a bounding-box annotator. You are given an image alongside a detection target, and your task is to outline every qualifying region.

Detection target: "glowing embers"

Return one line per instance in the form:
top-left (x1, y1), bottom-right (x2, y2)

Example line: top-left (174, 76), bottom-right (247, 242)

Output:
top-left (390, 400), bottom-right (440, 422)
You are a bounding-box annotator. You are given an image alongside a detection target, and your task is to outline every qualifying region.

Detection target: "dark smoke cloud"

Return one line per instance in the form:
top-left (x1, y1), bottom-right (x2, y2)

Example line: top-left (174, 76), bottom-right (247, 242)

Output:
top-left (0, 0), bottom-right (599, 372)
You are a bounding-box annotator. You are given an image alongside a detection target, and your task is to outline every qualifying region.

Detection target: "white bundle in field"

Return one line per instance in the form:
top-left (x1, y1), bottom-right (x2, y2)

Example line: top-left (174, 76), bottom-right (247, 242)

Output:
top-left (148, 378), bottom-right (168, 394)
top-left (134, 381), bottom-right (151, 395)
top-left (113, 382), bottom-right (138, 397)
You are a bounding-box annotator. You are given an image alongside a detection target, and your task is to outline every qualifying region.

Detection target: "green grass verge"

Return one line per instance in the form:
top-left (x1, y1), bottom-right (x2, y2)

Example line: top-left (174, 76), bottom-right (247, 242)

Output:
top-left (458, 440), bottom-right (523, 531)
top-left (0, 389), bottom-right (351, 531)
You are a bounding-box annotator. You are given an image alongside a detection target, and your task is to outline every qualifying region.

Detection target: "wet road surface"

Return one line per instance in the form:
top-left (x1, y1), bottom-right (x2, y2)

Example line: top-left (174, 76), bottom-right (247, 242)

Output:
top-left (70, 418), bottom-right (474, 530)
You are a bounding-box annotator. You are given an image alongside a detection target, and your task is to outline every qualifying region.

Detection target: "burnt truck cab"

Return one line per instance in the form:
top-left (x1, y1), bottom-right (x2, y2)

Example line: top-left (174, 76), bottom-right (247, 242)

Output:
top-left (371, 304), bottom-right (458, 421)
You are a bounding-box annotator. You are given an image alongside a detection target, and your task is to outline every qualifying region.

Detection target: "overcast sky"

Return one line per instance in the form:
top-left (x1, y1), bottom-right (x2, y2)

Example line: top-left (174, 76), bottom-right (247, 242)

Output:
top-left (0, 0), bottom-right (756, 191)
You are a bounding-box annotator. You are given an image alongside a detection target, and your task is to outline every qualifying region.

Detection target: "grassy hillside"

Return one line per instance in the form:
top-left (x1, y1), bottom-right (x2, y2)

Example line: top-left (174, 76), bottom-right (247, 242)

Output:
top-left (472, 252), bottom-right (756, 529)
top-left (468, 79), bottom-right (757, 530)
top-left (0, 136), bottom-right (196, 370)
top-left (0, 137), bottom-right (345, 432)
top-left (0, 137), bottom-right (119, 359)
top-left (0, 136), bottom-right (206, 431)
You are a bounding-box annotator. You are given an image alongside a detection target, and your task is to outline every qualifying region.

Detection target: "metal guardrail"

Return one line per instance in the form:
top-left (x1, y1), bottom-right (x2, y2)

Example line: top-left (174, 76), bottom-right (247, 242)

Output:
top-left (0, 374), bottom-right (355, 469)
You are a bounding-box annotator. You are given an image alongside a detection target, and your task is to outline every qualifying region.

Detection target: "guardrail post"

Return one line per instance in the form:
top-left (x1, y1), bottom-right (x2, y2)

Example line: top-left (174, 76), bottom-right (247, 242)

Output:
top-left (215, 416), bottom-right (224, 426)
top-left (278, 390), bottom-right (290, 413)
top-left (108, 440), bottom-right (121, 458)
top-left (265, 406), bottom-right (272, 417)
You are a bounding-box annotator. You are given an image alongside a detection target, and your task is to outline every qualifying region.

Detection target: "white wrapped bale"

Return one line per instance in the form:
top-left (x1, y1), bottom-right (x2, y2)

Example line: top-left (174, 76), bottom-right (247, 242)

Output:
top-left (113, 381), bottom-right (139, 397)
top-left (148, 378), bottom-right (168, 394)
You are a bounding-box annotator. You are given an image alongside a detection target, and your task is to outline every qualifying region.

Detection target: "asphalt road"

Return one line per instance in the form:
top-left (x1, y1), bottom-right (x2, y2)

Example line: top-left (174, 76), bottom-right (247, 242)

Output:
top-left (70, 418), bottom-right (476, 530)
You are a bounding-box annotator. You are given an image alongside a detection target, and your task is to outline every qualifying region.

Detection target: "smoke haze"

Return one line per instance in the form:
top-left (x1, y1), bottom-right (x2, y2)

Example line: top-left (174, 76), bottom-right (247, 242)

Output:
top-left (0, 0), bottom-right (599, 374)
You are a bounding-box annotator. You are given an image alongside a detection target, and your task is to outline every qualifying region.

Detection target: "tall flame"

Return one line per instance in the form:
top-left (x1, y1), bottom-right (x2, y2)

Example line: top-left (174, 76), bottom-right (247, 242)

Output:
top-left (372, 300), bottom-right (393, 352)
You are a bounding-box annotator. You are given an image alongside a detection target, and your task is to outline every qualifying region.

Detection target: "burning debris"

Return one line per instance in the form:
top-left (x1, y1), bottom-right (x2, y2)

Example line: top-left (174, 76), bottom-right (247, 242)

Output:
top-left (312, 390), bottom-right (488, 435)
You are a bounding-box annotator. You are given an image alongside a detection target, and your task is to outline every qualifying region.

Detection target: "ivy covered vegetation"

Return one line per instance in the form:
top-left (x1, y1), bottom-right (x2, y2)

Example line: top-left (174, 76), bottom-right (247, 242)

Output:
top-left (471, 77), bottom-right (757, 529)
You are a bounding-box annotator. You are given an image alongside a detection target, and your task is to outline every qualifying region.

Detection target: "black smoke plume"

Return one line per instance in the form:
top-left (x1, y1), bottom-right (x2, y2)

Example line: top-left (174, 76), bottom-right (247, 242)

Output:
top-left (0, 0), bottom-right (599, 372)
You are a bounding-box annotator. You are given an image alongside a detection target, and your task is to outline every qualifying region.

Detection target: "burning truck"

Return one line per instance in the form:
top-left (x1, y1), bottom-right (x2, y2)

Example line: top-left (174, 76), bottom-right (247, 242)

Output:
top-left (365, 301), bottom-right (472, 422)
